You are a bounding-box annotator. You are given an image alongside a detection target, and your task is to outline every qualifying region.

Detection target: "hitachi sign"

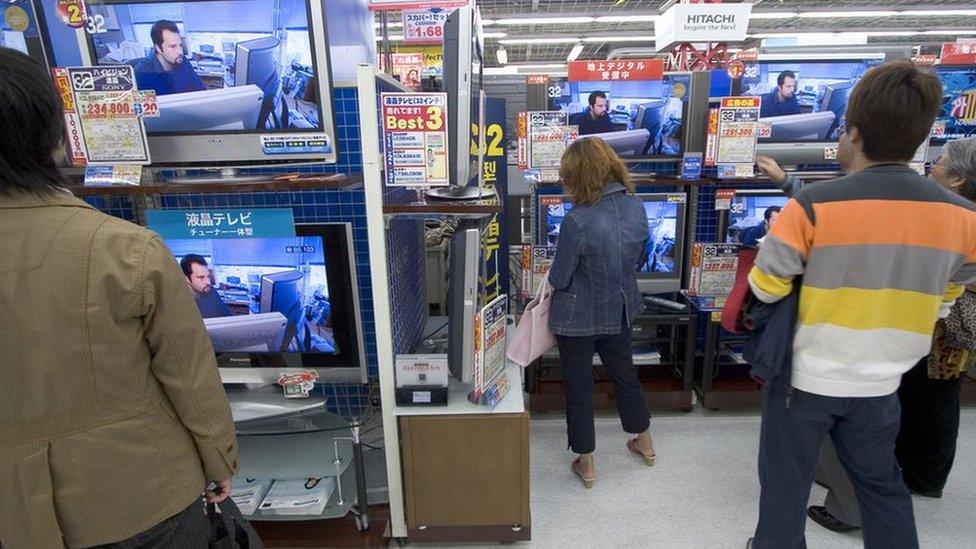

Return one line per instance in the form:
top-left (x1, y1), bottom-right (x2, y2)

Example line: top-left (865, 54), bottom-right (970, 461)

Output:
top-left (686, 14), bottom-right (736, 24)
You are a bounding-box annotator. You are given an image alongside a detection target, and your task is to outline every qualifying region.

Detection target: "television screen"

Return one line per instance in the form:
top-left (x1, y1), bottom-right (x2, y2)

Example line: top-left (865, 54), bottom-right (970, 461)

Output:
top-left (164, 236), bottom-right (337, 353)
top-left (85, 0), bottom-right (328, 135)
top-left (740, 59), bottom-right (882, 142)
top-left (548, 74), bottom-right (690, 158)
top-left (726, 190), bottom-right (788, 246)
top-left (539, 194), bottom-right (680, 274)
top-left (933, 65), bottom-right (976, 143)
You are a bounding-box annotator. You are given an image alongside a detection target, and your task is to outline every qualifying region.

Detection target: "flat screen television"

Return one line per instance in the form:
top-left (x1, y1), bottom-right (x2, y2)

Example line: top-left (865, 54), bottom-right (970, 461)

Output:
top-left (737, 58), bottom-right (883, 165)
top-left (932, 64), bottom-right (976, 145)
top-left (548, 72), bottom-right (707, 161)
top-left (65, 0), bottom-right (338, 166)
top-left (161, 222), bottom-right (366, 384)
top-left (1, 1), bottom-right (51, 67)
top-left (724, 189), bottom-right (789, 246)
top-left (445, 220), bottom-right (481, 383)
top-left (536, 191), bottom-right (687, 294)
top-left (430, 5), bottom-right (485, 199)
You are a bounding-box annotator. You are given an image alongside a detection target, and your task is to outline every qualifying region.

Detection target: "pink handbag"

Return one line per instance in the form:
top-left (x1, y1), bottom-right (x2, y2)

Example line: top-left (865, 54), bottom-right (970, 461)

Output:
top-left (507, 278), bottom-right (558, 367)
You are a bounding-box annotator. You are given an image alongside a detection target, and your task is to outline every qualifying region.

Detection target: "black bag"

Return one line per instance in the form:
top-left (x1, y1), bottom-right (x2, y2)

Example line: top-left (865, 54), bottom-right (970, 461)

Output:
top-left (207, 499), bottom-right (264, 549)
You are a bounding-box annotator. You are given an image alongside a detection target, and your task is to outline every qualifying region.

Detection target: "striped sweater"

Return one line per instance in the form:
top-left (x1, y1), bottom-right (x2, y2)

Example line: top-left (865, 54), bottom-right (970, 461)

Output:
top-left (748, 164), bottom-right (976, 397)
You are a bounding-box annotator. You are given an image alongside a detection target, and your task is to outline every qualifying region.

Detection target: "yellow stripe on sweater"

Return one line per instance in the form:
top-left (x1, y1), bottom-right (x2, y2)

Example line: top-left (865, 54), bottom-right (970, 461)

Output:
top-left (749, 265), bottom-right (793, 298)
top-left (799, 286), bottom-right (942, 335)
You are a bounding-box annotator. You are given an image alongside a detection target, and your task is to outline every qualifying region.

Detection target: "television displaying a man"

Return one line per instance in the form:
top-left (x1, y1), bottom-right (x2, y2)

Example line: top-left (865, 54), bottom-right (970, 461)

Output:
top-left (740, 206), bottom-right (782, 247)
top-left (760, 70), bottom-right (802, 118)
top-left (569, 91), bottom-right (616, 135)
top-left (134, 20), bottom-right (207, 96)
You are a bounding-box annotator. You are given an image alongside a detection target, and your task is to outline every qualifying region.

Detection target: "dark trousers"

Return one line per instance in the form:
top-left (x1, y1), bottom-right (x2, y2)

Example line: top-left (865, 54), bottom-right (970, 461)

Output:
top-left (895, 356), bottom-right (965, 493)
top-left (556, 328), bottom-right (651, 454)
top-left (93, 499), bottom-right (209, 549)
top-left (754, 378), bottom-right (918, 549)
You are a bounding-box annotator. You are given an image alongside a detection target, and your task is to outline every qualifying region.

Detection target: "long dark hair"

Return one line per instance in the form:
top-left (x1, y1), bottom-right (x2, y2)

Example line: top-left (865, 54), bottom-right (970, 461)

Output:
top-left (0, 47), bottom-right (65, 195)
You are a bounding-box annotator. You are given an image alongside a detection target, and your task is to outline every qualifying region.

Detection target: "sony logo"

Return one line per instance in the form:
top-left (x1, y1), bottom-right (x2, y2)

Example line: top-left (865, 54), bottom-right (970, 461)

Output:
top-left (208, 138), bottom-right (223, 145)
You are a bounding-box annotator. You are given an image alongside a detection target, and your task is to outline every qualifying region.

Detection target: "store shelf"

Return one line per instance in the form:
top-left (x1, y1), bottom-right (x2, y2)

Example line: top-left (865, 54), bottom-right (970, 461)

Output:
top-left (383, 192), bottom-right (503, 218)
top-left (68, 173), bottom-right (362, 197)
top-left (244, 463), bottom-right (358, 522)
top-left (393, 362), bottom-right (526, 417)
top-left (236, 422), bottom-right (356, 480)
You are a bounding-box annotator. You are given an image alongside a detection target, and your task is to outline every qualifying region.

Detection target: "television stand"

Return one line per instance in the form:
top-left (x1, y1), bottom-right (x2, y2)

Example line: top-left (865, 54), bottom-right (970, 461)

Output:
top-left (426, 185), bottom-right (489, 200)
top-left (164, 168), bottom-right (277, 185)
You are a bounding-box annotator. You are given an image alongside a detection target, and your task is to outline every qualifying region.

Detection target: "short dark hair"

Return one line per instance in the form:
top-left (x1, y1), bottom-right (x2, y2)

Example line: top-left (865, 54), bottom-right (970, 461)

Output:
top-left (777, 70), bottom-right (796, 87)
top-left (180, 254), bottom-right (208, 277)
top-left (588, 90), bottom-right (607, 107)
top-left (764, 206), bottom-right (782, 221)
top-left (150, 20), bottom-right (180, 47)
top-left (0, 48), bottom-right (64, 195)
top-left (845, 60), bottom-right (943, 163)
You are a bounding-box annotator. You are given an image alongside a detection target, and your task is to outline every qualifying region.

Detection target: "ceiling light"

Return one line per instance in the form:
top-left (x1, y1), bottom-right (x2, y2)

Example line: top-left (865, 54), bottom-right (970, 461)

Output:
top-left (797, 11), bottom-right (897, 18)
top-left (567, 43), bottom-right (584, 62)
top-left (583, 36), bottom-right (656, 43)
top-left (374, 35), bottom-right (404, 41)
top-left (495, 47), bottom-right (508, 65)
top-left (921, 29), bottom-right (976, 35)
top-left (481, 19), bottom-right (495, 25)
top-left (493, 17), bottom-right (596, 25)
top-left (750, 12), bottom-right (798, 20)
top-left (373, 22), bottom-right (404, 29)
top-left (898, 10), bottom-right (976, 17)
top-left (498, 37), bottom-right (581, 45)
top-left (482, 32), bottom-right (508, 39)
top-left (594, 15), bottom-right (658, 23)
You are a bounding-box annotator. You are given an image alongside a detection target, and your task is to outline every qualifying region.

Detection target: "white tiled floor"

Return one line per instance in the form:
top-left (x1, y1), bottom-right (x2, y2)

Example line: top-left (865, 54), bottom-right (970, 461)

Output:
top-left (407, 407), bottom-right (976, 548)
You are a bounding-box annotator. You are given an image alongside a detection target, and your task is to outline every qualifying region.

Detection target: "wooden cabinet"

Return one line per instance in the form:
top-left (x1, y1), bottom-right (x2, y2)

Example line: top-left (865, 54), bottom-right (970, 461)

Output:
top-left (399, 412), bottom-right (531, 543)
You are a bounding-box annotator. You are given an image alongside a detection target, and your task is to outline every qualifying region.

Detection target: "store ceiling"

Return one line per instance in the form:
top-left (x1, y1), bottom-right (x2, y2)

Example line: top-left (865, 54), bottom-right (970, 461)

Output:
top-left (375, 1), bottom-right (976, 68)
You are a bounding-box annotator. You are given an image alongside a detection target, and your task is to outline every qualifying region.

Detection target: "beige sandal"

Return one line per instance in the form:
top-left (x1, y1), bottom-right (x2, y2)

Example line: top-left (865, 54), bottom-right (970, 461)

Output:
top-left (627, 438), bottom-right (656, 467)
top-left (571, 457), bottom-right (595, 488)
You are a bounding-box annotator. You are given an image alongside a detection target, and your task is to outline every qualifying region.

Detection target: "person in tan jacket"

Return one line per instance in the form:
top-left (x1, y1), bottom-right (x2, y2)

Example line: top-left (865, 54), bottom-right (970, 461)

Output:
top-left (0, 48), bottom-right (239, 548)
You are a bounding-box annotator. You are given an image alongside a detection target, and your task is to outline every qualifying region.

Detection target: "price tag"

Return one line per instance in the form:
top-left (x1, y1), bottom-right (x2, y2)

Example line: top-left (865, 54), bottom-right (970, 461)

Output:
top-left (135, 91), bottom-right (159, 118)
top-left (715, 189), bottom-right (736, 211)
top-left (403, 9), bottom-right (449, 45)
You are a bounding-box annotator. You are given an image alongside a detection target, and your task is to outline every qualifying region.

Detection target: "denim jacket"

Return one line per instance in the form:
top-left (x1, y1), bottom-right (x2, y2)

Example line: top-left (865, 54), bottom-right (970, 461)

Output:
top-left (547, 182), bottom-right (649, 336)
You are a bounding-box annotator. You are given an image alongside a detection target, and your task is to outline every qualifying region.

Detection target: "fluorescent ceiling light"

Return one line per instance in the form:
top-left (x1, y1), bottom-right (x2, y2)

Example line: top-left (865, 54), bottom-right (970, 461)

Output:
top-left (798, 11), bottom-right (897, 18)
top-left (493, 16), bottom-right (595, 25)
top-left (498, 37), bottom-right (580, 44)
top-left (583, 36), bottom-right (655, 43)
top-left (898, 10), bottom-right (976, 17)
top-left (482, 32), bottom-right (508, 39)
top-left (373, 22), bottom-right (403, 29)
top-left (514, 64), bottom-right (567, 69)
top-left (750, 12), bottom-right (798, 20)
top-left (495, 47), bottom-right (508, 65)
top-left (375, 35), bottom-right (404, 41)
top-left (567, 43), bottom-right (584, 62)
top-left (922, 29), bottom-right (976, 35)
top-left (594, 15), bottom-right (658, 23)
top-left (481, 19), bottom-right (495, 25)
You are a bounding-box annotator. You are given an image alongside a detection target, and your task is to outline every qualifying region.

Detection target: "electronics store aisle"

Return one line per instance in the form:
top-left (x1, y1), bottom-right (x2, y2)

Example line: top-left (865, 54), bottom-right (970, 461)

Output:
top-left (406, 408), bottom-right (976, 549)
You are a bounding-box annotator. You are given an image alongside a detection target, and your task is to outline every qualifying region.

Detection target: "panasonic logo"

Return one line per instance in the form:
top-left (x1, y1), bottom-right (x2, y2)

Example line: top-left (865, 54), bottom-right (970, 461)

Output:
top-left (686, 14), bottom-right (735, 24)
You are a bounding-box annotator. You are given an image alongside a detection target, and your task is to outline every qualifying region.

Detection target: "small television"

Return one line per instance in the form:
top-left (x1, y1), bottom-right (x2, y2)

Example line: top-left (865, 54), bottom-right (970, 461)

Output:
top-left (1, 1), bottom-right (51, 67)
top-left (548, 71), bottom-right (710, 161)
top-left (66, 0), bottom-right (338, 166)
top-left (445, 221), bottom-right (481, 383)
top-left (723, 189), bottom-right (789, 246)
top-left (162, 222), bottom-right (366, 384)
top-left (931, 64), bottom-right (976, 147)
top-left (428, 5), bottom-right (485, 200)
top-left (536, 191), bottom-right (687, 294)
top-left (737, 57), bottom-right (883, 165)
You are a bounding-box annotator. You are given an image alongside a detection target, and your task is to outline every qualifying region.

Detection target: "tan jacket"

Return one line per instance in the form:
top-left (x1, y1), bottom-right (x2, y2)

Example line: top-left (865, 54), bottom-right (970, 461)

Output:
top-left (0, 190), bottom-right (239, 548)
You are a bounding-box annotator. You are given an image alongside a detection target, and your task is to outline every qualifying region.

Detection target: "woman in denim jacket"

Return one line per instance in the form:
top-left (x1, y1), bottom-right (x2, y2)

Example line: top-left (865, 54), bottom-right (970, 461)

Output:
top-left (548, 138), bottom-right (656, 488)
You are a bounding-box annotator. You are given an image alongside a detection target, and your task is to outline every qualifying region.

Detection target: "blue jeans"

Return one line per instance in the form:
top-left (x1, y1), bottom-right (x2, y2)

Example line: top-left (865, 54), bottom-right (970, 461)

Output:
top-left (556, 328), bottom-right (651, 454)
top-left (754, 377), bottom-right (918, 549)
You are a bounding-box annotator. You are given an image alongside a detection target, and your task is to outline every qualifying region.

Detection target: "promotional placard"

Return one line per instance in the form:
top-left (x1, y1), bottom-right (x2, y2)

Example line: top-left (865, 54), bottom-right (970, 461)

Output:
top-left (52, 67), bottom-right (88, 166)
top-left (381, 93), bottom-right (449, 187)
top-left (567, 59), bottom-right (664, 82)
top-left (656, 2), bottom-right (753, 51)
top-left (714, 188), bottom-right (736, 211)
top-left (526, 111), bottom-right (575, 172)
top-left (388, 53), bottom-right (424, 90)
top-left (146, 208), bottom-right (296, 240)
top-left (67, 66), bottom-right (151, 165)
top-left (687, 243), bottom-right (740, 297)
top-left (403, 9), bottom-right (449, 45)
top-left (474, 295), bottom-right (508, 407)
top-left (529, 245), bottom-right (556, 298)
top-left (716, 96), bottom-right (760, 176)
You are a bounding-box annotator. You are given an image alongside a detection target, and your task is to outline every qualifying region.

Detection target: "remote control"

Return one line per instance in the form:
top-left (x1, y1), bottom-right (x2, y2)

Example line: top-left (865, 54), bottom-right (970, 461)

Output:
top-left (644, 296), bottom-right (687, 311)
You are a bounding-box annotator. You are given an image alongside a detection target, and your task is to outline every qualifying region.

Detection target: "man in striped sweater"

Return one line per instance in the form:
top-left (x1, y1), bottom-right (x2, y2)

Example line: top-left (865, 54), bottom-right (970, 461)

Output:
top-left (748, 61), bottom-right (976, 549)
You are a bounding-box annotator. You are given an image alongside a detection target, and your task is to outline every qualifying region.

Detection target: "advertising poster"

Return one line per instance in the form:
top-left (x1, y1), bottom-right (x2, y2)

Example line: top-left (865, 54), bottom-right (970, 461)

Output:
top-left (687, 242), bottom-right (740, 297)
top-left (531, 245), bottom-right (556, 297)
top-left (716, 96), bottom-right (761, 172)
top-left (475, 295), bottom-right (509, 407)
top-left (403, 9), bottom-right (449, 45)
top-left (382, 93), bottom-right (449, 187)
top-left (526, 111), bottom-right (576, 173)
top-left (67, 65), bottom-right (150, 164)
